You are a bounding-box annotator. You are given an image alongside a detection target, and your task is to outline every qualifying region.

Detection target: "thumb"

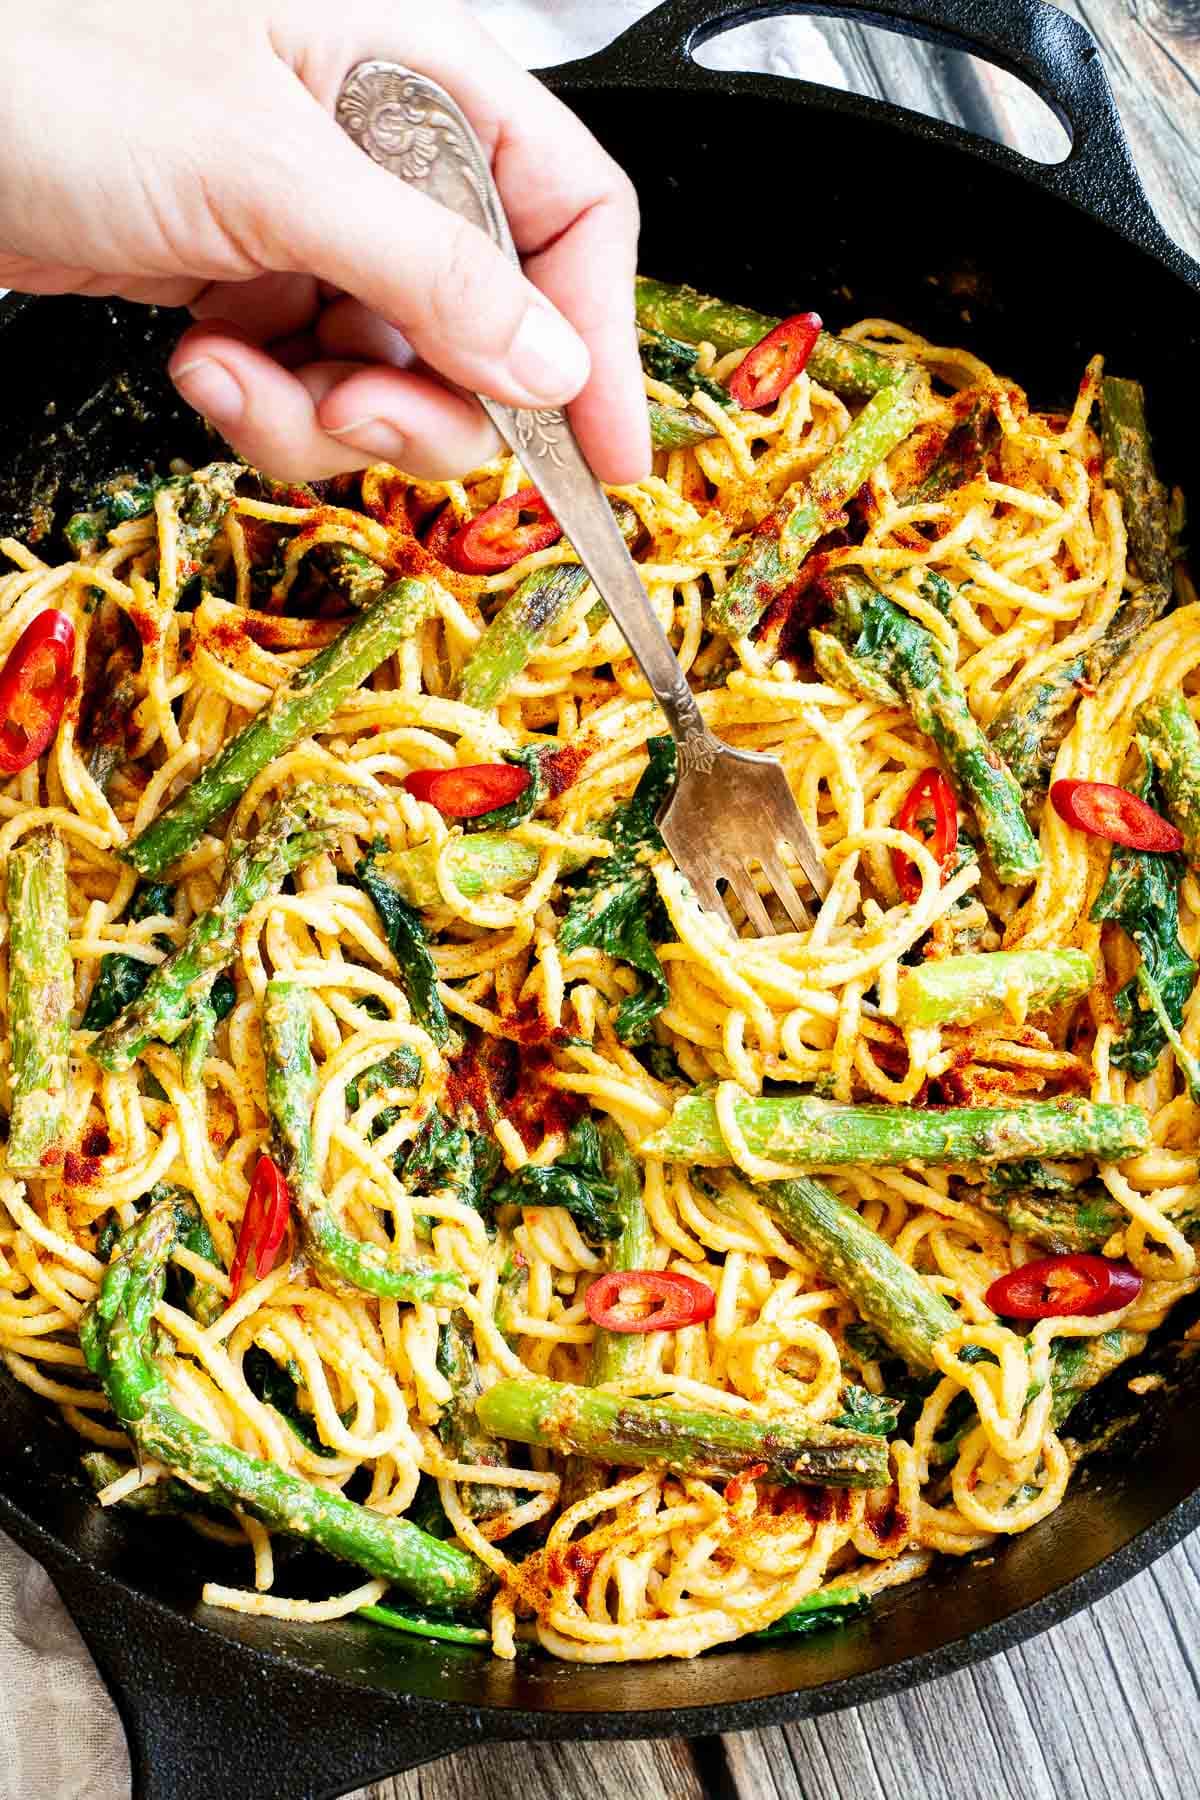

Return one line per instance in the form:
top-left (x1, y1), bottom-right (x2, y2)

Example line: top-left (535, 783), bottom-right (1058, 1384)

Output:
top-left (256, 92), bottom-right (591, 412)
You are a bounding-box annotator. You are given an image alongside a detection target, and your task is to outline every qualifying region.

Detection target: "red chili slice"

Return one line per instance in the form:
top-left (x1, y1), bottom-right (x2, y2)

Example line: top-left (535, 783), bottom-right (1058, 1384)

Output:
top-left (1050, 778), bottom-right (1182, 853)
top-left (404, 762), bottom-right (531, 819)
top-left (585, 1269), bottom-right (716, 1334)
top-left (729, 313), bottom-right (823, 411)
top-left (891, 768), bottom-right (959, 903)
top-left (0, 609), bottom-right (76, 774)
top-left (227, 1154), bottom-right (291, 1304)
top-left (422, 503), bottom-right (460, 564)
top-left (985, 1253), bottom-right (1142, 1320)
top-left (443, 487), bottom-right (561, 575)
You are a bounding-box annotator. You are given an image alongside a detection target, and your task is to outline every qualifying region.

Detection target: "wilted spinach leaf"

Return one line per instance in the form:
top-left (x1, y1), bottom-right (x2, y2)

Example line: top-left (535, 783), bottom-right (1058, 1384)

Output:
top-left (558, 737), bottom-right (676, 1044)
top-left (357, 845), bottom-right (450, 1046)
top-left (831, 1383), bottom-right (902, 1438)
top-left (489, 1116), bottom-right (621, 1242)
top-left (1091, 765), bottom-right (1197, 1079)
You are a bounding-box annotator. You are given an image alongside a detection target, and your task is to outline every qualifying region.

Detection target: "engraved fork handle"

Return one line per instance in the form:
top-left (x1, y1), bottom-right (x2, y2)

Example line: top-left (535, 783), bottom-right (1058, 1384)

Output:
top-left (336, 60), bottom-right (715, 765)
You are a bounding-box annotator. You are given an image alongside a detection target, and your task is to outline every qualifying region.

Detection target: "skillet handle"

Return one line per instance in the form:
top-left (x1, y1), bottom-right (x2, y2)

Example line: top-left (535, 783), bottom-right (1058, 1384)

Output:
top-left (546, 0), bottom-right (1192, 277)
top-left (47, 1557), bottom-right (479, 1800)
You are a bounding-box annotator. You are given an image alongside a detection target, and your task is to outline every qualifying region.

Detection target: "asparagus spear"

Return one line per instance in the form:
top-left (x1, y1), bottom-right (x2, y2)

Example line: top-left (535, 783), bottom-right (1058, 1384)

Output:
top-left (647, 402), bottom-right (718, 451)
top-left (80, 1202), bottom-right (490, 1608)
top-left (158, 462), bottom-right (241, 604)
top-left (713, 374), bottom-right (924, 640)
top-left (457, 501), bottom-right (640, 712)
top-left (589, 1122), bottom-right (655, 1389)
top-left (475, 1374), bottom-right (889, 1488)
top-left (263, 978), bottom-right (464, 1303)
top-left (82, 1450), bottom-right (215, 1517)
top-left (989, 377), bottom-right (1173, 799)
top-left (316, 545), bottom-right (388, 609)
top-left (894, 948), bottom-right (1093, 1029)
top-left (640, 1093), bottom-right (1150, 1170)
top-left (6, 827), bottom-right (72, 1171)
top-left (1136, 691), bottom-right (1200, 866)
top-left (1049, 1328), bottom-right (1147, 1430)
top-left (976, 1161), bottom-right (1129, 1256)
top-left (92, 784), bottom-right (356, 1074)
top-left (386, 833), bottom-right (588, 910)
top-left (123, 577), bottom-right (433, 878)
top-left (822, 571), bottom-right (1041, 883)
top-left (634, 277), bottom-right (906, 400)
top-left (435, 1317), bottom-right (511, 1519)
top-left (759, 1176), bottom-right (957, 1369)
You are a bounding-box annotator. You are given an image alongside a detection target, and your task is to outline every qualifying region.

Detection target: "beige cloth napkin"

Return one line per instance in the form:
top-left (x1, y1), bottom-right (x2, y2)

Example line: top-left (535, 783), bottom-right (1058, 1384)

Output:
top-left (0, 5), bottom-right (835, 1794)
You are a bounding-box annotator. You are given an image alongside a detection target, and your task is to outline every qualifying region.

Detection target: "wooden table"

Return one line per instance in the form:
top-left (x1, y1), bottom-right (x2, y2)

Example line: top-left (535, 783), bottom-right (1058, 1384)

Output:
top-left (356, 9), bottom-right (1200, 1798)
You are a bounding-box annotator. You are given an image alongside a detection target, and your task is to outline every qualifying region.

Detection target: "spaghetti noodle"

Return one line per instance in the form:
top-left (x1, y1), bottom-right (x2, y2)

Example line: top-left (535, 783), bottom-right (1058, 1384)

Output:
top-left (2, 300), bottom-right (1197, 1664)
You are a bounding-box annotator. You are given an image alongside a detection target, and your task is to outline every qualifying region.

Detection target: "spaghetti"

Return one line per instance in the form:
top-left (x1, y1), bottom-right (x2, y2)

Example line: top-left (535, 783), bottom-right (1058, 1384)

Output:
top-left (2, 299), bottom-right (1197, 1665)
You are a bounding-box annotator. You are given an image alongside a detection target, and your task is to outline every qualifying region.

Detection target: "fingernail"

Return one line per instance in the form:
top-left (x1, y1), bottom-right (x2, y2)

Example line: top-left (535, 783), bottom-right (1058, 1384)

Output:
top-left (326, 418), bottom-right (408, 463)
top-left (170, 357), bottom-right (244, 425)
top-left (508, 304), bottom-right (589, 403)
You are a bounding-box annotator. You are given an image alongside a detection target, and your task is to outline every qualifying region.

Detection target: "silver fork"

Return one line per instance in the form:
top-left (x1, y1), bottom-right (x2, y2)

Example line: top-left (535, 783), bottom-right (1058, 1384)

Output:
top-left (336, 61), bottom-right (828, 934)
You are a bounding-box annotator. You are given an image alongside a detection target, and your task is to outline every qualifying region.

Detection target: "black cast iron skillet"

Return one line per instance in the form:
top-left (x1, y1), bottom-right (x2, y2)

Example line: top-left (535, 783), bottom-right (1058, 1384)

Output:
top-left (3, 3), bottom-right (1199, 1794)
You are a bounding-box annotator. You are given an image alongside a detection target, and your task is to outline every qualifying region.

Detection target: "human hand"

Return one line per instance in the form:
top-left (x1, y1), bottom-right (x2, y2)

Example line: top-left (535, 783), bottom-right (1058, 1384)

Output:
top-left (1, 0), bottom-right (649, 484)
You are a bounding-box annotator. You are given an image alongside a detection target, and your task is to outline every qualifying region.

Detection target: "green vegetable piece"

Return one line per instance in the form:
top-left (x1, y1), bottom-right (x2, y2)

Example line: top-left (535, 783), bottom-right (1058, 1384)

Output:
top-left (457, 500), bottom-right (640, 713)
top-left (1136, 690), bottom-right (1200, 868)
top-left (1049, 1327), bottom-right (1147, 1431)
top-left (6, 827), bottom-right (72, 1171)
top-left (435, 1317), bottom-right (511, 1519)
top-left (634, 277), bottom-right (905, 400)
top-left (638, 327), bottom-right (733, 408)
top-left (358, 1603), bottom-right (490, 1645)
top-left (832, 1383), bottom-right (902, 1437)
top-left (893, 948), bottom-right (1092, 1029)
top-left (647, 402), bottom-right (718, 451)
top-left (824, 571), bottom-right (1040, 884)
top-left (80, 1202), bottom-right (490, 1608)
top-left (558, 737), bottom-right (676, 1044)
top-left (123, 577), bottom-right (434, 879)
top-left (315, 545), bottom-right (388, 609)
top-left (242, 1344), bottom-right (336, 1459)
top-left (345, 1045), bottom-right (423, 1112)
top-left (357, 845), bottom-right (451, 1047)
top-left (81, 882), bottom-right (176, 1033)
top-left (751, 1587), bottom-right (871, 1642)
top-left (476, 1374), bottom-right (889, 1489)
top-left (263, 978), bottom-right (463, 1303)
top-left (1091, 764), bottom-right (1198, 1081)
top-left (158, 462), bottom-right (241, 606)
top-left (93, 784), bottom-right (357, 1073)
top-left (588, 1122), bottom-right (654, 1390)
top-left (810, 628), bottom-right (900, 705)
top-left (989, 377), bottom-right (1173, 801)
top-left (489, 1117), bottom-right (622, 1243)
top-left (712, 374), bottom-right (924, 640)
top-left (978, 1160), bottom-right (1127, 1255)
top-left (759, 1176), bottom-right (957, 1370)
top-left (641, 1094), bottom-right (1150, 1171)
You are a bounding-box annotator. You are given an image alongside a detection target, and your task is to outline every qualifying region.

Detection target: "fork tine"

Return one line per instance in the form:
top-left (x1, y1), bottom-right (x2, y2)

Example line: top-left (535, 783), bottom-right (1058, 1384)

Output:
top-left (723, 861), bottom-right (776, 937)
top-left (685, 861), bottom-right (737, 934)
top-left (761, 847), bottom-right (813, 930)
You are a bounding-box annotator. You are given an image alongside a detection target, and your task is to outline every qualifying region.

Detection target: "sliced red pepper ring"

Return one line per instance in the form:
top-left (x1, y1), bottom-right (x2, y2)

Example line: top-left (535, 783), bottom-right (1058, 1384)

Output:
top-left (728, 313), bottom-right (823, 411)
top-left (422, 502), bottom-right (460, 564)
top-left (403, 762), bottom-right (531, 819)
top-left (891, 767), bottom-right (958, 903)
top-left (985, 1253), bottom-right (1142, 1320)
top-left (585, 1268), bottom-right (716, 1334)
top-left (443, 487), bottom-right (562, 575)
top-left (0, 609), bottom-right (76, 774)
top-left (227, 1154), bottom-right (291, 1305)
top-left (1050, 778), bottom-right (1183, 854)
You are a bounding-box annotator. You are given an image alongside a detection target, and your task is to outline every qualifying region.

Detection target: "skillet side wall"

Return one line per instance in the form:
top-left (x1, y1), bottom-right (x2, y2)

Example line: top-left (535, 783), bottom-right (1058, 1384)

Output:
top-left (2, 77), bottom-right (1200, 1754)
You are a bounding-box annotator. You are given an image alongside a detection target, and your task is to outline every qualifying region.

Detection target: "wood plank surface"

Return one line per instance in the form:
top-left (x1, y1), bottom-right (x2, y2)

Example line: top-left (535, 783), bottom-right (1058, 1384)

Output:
top-left (350, 6), bottom-right (1200, 1798)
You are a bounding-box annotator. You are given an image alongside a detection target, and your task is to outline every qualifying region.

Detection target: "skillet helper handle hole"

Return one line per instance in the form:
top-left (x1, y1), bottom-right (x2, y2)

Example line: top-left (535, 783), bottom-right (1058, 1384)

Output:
top-left (691, 10), bottom-right (1070, 162)
top-left (566, 0), bottom-right (1173, 252)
